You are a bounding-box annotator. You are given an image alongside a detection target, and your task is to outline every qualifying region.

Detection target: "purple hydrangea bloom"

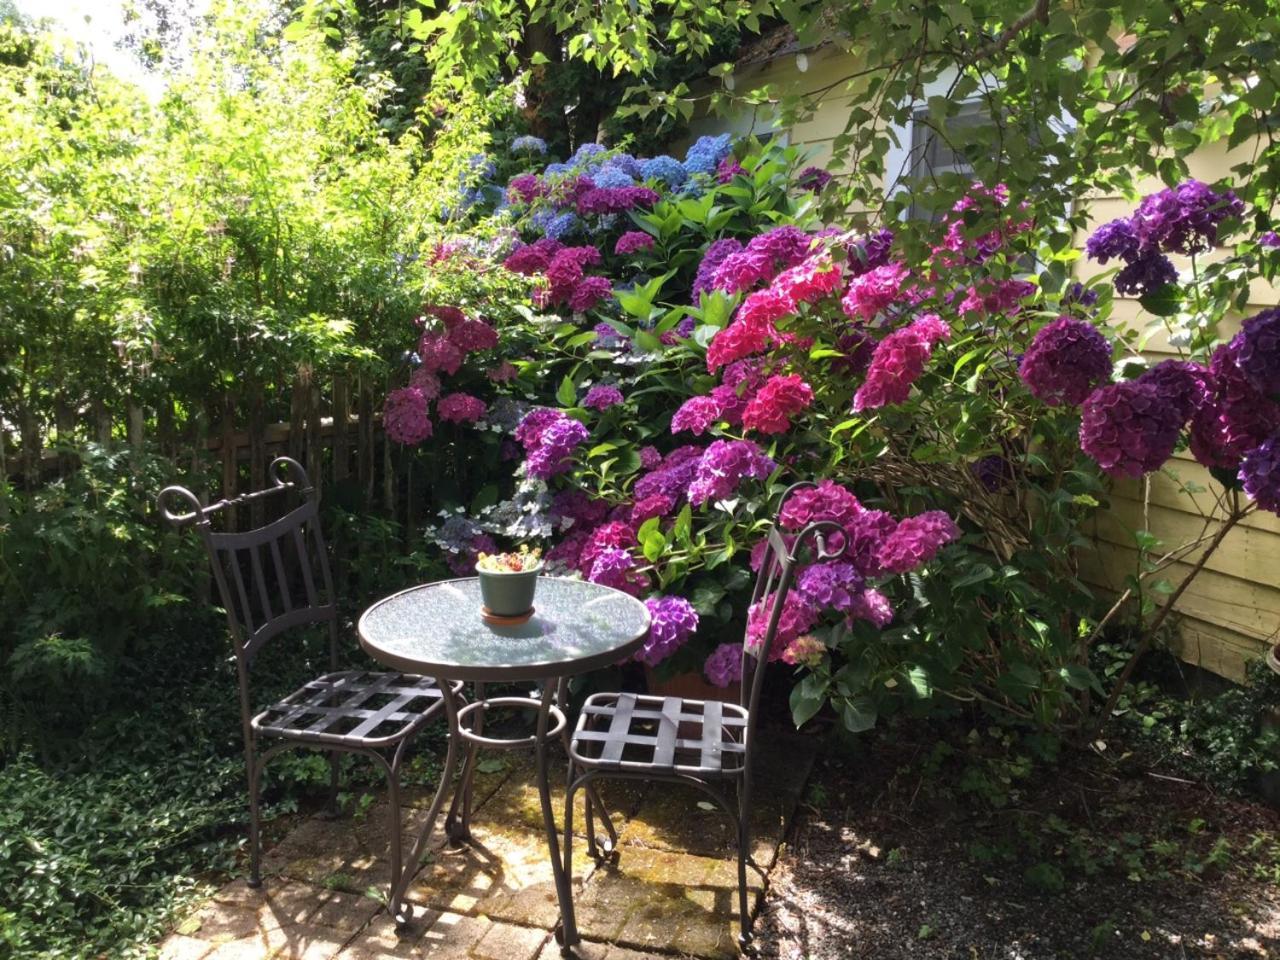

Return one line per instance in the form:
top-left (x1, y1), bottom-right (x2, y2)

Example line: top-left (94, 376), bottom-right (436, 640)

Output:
top-left (876, 512), bottom-right (959, 574)
top-left (971, 455), bottom-right (1013, 492)
top-left (384, 387), bottom-right (433, 445)
top-left (704, 642), bottom-right (744, 688)
top-left (588, 546), bottom-right (643, 595)
top-left (638, 595), bottom-right (700, 666)
top-left (571, 142), bottom-right (608, 166)
top-left (614, 230), bottom-right (655, 255)
top-left (523, 413), bottom-right (590, 479)
top-left (1114, 250), bottom-right (1178, 296)
top-left (1240, 435), bottom-right (1280, 514)
top-left (604, 153), bottom-right (643, 179)
top-left (1236, 307), bottom-right (1280, 397)
top-left (711, 248), bottom-right (773, 295)
top-left (549, 490), bottom-right (609, 528)
top-left (638, 445), bottom-right (662, 470)
top-left (1261, 231), bottom-right (1280, 249)
top-left (797, 166), bottom-right (833, 193)
top-left (796, 562), bottom-right (865, 613)
top-left (671, 395), bottom-right (722, 436)
top-left (692, 238), bottom-right (744, 300)
top-left (847, 228), bottom-right (895, 277)
top-left (1085, 218), bottom-right (1139, 264)
top-left (747, 225), bottom-right (814, 273)
top-left (687, 440), bottom-right (777, 506)
top-left (1201, 338), bottom-right (1280, 461)
top-left (1132, 180), bottom-right (1244, 255)
top-left (1137, 359), bottom-right (1211, 422)
top-left (848, 588), bottom-right (894, 627)
top-left (633, 445), bottom-right (704, 502)
top-left (1079, 381), bottom-right (1183, 477)
top-left (1019, 316), bottom-right (1114, 406)
top-left (583, 384), bottom-right (624, 411)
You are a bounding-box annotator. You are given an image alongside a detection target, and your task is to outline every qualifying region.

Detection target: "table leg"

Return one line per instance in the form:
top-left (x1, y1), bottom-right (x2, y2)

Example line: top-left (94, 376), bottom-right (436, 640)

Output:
top-left (445, 680), bottom-right (485, 843)
top-left (388, 677), bottom-right (463, 925)
top-left (536, 678), bottom-right (579, 952)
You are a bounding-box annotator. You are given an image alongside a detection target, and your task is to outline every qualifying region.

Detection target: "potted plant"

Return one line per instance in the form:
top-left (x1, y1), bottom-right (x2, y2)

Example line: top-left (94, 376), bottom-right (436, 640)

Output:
top-left (475, 546), bottom-right (543, 622)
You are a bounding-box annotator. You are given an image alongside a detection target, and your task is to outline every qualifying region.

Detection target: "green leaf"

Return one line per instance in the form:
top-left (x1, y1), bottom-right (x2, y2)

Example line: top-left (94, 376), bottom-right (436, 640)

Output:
top-left (840, 697), bottom-right (878, 733)
top-left (556, 375), bottom-right (577, 407)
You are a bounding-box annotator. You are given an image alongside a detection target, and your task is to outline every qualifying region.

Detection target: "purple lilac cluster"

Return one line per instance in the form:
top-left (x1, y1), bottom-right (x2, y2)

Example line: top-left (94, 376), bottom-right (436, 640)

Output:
top-left (638, 596), bottom-right (700, 666)
top-left (1018, 316), bottom-right (1113, 406)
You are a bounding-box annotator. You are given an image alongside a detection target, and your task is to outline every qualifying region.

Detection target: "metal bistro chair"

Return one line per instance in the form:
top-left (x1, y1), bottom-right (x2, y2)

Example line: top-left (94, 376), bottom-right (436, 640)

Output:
top-left (159, 457), bottom-right (461, 918)
top-left (561, 484), bottom-right (840, 951)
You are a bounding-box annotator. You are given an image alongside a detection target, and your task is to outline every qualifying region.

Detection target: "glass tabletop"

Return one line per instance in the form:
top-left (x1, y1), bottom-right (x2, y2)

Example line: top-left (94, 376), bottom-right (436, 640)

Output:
top-left (357, 576), bottom-right (652, 681)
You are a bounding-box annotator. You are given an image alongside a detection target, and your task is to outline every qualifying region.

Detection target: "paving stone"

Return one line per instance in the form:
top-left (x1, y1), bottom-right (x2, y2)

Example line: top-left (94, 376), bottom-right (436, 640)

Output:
top-left (417, 912), bottom-right (492, 958)
top-left (308, 891), bottom-right (382, 934)
top-left (174, 901), bottom-right (264, 945)
top-left (261, 922), bottom-right (352, 959)
top-left (533, 938), bottom-right (607, 960)
top-left (475, 753), bottom-right (645, 838)
top-left (201, 940), bottom-right (279, 960)
top-left (573, 846), bottom-right (762, 958)
top-left (470, 921), bottom-right (548, 960)
top-left (156, 933), bottom-right (213, 960)
top-left (332, 912), bottom-right (435, 960)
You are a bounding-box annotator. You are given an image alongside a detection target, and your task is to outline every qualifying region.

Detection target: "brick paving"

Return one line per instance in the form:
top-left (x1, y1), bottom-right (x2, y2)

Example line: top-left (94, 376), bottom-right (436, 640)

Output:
top-left (156, 735), bottom-right (814, 960)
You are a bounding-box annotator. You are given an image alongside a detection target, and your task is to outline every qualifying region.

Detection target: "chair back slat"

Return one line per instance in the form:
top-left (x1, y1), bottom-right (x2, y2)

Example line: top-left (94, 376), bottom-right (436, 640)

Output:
top-left (292, 523), bottom-right (320, 609)
top-left (269, 538), bottom-right (293, 614)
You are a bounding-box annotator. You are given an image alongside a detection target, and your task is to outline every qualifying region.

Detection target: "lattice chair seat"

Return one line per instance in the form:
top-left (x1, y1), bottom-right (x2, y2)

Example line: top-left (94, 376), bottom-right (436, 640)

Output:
top-left (568, 691), bottom-right (749, 777)
top-left (253, 670), bottom-right (458, 749)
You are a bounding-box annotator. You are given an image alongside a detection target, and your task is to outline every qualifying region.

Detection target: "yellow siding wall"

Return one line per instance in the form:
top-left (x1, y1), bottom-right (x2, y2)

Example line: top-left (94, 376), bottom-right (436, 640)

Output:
top-left (688, 47), bottom-right (1278, 680)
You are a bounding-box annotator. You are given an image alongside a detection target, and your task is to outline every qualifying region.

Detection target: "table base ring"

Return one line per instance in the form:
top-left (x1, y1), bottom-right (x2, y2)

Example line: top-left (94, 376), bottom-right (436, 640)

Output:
top-left (455, 696), bottom-right (567, 749)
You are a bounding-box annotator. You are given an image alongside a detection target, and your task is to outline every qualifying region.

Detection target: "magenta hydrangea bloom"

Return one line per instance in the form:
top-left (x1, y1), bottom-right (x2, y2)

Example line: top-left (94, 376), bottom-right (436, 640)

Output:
top-left (515, 408), bottom-right (562, 449)
top-left (843, 509), bottom-right (898, 578)
top-left (748, 226), bottom-right (814, 273)
top-left (1079, 381), bottom-right (1183, 477)
top-left (711, 248), bottom-right (774, 295)
top-left (781, 634), bottom-right (826, 668)
top-left (1240, 435), bottom-right (1280, 514)
top-left (448, 317), bottom-right (499, 352)
top-left (409, 367), bottom-right (442, 401)
top-left (705, 319), bottom-right (772, 371)
top-left (487, 361), bottom-right (518, 383)
top-left (742, 374), bottom-right (814, 434)
top-left (1137, 359), bottom-right (1211, 422)
top-left (716, 157), bottom-right (746, 183)
top-left (418, 332), bottom-right (464, 376)
top-left (876, 511), bottom-right (959, 574)
top-left (692, 238), bottom-right (744, 301)
top-left (583, 384), bottom-right (624, 411)
top-left (687, 440), bottom-right (776, 506)
top-left (576, 186), bottom-right (661, 216)
top-left (588, 547), bottom-right (645, 596)
top-left (779, 479), bottom-right (863, 530)
top-left (736, 285), bottom-right (797, 330)
top-left (437, 392), bottom-right (487, 424)
top-left (853, 313), bottom-right (951, 412)
top-left (503, 237), bottom-right (563, 275)
top-left (746, 590), bottom-right (818, 663)
top-left (614, 231), bottom-right (655, 255)
top-left (841, 261), bottom-right (909, 320)
top-left (847, 587), bottom-right (894, 627)
top-left (630, 493), bottom-right (675, 526)
top-left (773, 254), bottom-right (844, 306)
top-left (796, 562), bottom-right (865, 613)
top-left (704, 642), bottom-right (744, 687)
top-left (1236, 308), bottom-right (1280, 397)
top-left (637, 595), bottom-right (700, 666)
top-left (1018, 315), bottom-right (1113, 406)
top-left (638, 445), bottom-right (662, 470)
top-left (671, 395), bottom-right (722, 436)
top-left (384, 387), bottom-right (433, 445)
top-left (506, 173), bottom-right (545, 205)
top-left (569, 276), bottom-right (613, 312)
top-left (797, 166), bottom-right (833, 193)
top-left (549, 490), bottom-right (609, 528)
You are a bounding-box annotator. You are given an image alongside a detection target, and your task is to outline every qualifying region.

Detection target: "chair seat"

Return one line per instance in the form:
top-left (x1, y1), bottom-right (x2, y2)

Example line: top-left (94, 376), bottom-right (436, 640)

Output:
top-left (253, 670), bottom-right (456, 748)
top-left (568, 691), bottom-right (749, 776)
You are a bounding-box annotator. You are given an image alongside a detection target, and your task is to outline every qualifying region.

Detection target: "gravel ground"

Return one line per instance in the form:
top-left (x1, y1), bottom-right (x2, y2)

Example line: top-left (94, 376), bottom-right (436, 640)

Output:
top-left (754, 727), bottom-right (1280, 960)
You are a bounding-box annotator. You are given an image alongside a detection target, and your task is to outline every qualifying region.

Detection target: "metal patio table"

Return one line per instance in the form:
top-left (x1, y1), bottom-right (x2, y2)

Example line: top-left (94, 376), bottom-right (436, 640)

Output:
top-left (357, 575), bottom-right (650, 950)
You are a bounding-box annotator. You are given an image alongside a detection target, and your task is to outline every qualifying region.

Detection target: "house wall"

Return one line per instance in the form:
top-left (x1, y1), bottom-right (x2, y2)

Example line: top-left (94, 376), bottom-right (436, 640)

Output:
top-left (687, 46), bottom-right (1278, 681)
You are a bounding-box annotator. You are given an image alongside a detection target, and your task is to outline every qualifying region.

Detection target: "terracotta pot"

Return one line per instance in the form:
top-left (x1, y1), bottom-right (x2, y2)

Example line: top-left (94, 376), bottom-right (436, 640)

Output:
top-left (644, 664), bottom-right (741, 705)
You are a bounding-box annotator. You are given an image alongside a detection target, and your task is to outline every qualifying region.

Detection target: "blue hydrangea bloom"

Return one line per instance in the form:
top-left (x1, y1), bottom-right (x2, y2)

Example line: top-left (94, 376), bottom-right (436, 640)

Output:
top-left (529, 208), bottom-right (557, 233)
top-left (467, 154), bottom-right (497, 181)
top-left (545, 212), bottom-right (580, 240)
top-left (543, 162), bottom-right (570, 178)
top-left (591, 166), bottom-right (635, 189)
top-left (604, 153), bottom-right (643, 179)
top-left (640, 155), bottom-right (688, 188)
top-left (572, 143), bottom-right (608, 167)
top-left (682, 134), bottom-right (732, 176)
top-left (510, 135), bottom-right (548, 154)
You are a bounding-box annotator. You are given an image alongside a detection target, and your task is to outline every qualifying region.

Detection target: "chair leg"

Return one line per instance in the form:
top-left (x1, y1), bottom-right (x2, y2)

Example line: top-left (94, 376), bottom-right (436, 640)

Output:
top-left (736, 779), bottom-right (753, 949)
top-left (246, 751), bottom-right (264, 888)
top-left (383, 747), bottom-right (410, 923)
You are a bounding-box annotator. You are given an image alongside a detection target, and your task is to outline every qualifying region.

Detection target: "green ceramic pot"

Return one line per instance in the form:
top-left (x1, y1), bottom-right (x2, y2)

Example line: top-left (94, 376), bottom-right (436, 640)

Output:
top-left (476, 562), bottom-right (542, 616)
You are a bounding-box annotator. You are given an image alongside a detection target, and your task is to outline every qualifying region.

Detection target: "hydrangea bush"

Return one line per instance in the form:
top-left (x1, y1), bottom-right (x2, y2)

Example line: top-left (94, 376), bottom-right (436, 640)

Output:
top-left (382, 130), bottom-right (1279, 733)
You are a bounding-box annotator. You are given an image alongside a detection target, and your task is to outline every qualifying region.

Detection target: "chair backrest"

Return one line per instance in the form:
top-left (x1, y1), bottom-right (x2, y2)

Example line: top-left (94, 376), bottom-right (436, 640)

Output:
top-left (158, 458), bottom-right (339, 690)
top-left (739, 481), bottom-right (844, 723)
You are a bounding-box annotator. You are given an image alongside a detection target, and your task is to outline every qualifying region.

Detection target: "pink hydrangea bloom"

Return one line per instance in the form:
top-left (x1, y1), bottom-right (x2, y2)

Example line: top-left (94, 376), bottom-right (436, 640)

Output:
top-left (545, 529), bottom-right (590, 572)
top-left (773, 254), bottom-right (844, 306)
top-left (746, 591), bottom-right (818, 662)
top-left (781, 634), bottom-right (826, 668)
top-left (638, 445), bottom-right (662, 470)
top-left (716, 157), bottom-right (746, 183)
top-left (630, 493), bottom-right (675, 526)
top-left (614, 231), bottom-right (655, 255)
top-left (704, 642), bottom-right (744, 687)
top-left (487, 361), bottom-right (518, 382)
top-left (418, 332), bottom-right (464, 376)
top-left (841, 261), bottom-right (910, 320)
top-left (437, 392), bottom-right (487, 424)
top-left (409, 367), bottom-right (442, 401)
top-left (577, 521), bottom-right (636, 575)
top-left (847, 588), bottom-right (894, 627)
top-left (503, 237), bottom-right (563, 275)
top-left (671, 395), bottom-right (722, 435)
top-left (384, 387), bottom-right (433, 445)
top-left (742, 374), bottom-right (814, 434)
top-left (736, 286), bottom-right (796, 331)
top-left (852, 313), bottom-right (951, 412)
top-left (706, 319), bottom-right (772, 371)
top-left (876, 511), bottom-right (959, 573)
top-left (780, 480), bottom-right (863, 530)
top-left (569, 275), bottom-right (613, 312)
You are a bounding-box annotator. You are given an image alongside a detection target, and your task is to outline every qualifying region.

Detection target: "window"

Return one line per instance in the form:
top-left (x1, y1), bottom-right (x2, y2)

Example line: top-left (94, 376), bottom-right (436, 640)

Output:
top-left (905, 99), bottom-right (992, 220)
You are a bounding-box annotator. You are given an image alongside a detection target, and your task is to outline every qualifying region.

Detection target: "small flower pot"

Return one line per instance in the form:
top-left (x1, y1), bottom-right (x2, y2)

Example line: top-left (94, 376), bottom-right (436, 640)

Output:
top-left (476, 563), bottom-right (542, 619)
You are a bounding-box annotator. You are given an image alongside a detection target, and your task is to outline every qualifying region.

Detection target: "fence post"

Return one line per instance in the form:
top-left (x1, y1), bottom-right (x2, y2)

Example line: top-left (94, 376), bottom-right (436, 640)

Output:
top-left (220, 392), bottom-right (237, 531)
top-left (333, 374), bottom-right (350, 483)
